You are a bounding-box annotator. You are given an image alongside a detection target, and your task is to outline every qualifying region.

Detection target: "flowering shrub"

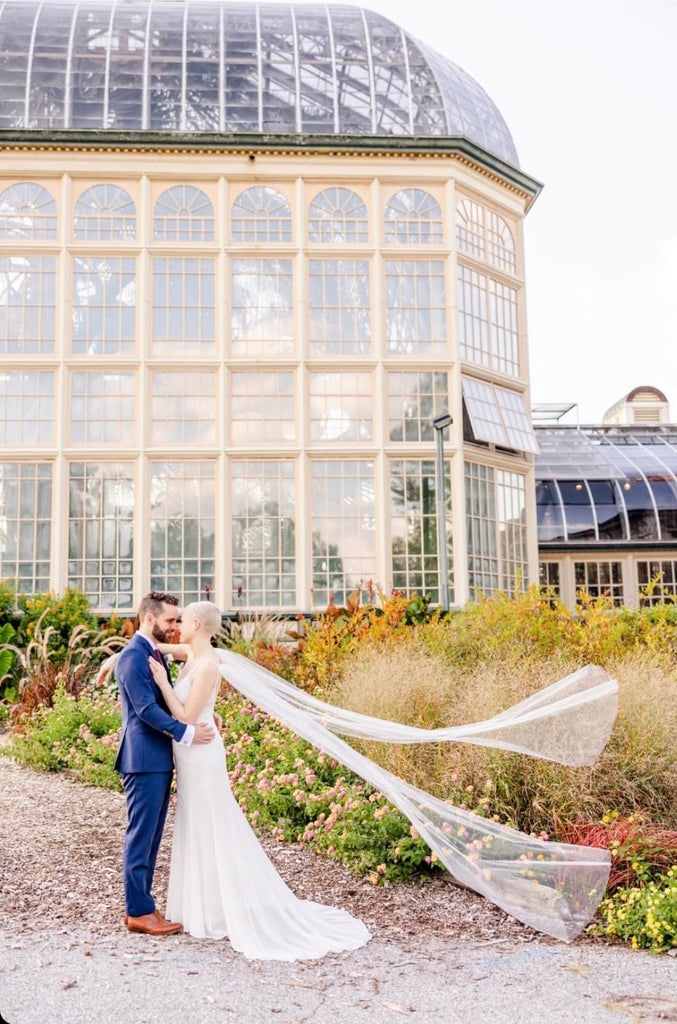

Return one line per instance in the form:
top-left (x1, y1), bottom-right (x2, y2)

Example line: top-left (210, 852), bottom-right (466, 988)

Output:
top-left (592, 866), bottom-right (677, 951)
top-left (556, 814), bottom-right (677, 892)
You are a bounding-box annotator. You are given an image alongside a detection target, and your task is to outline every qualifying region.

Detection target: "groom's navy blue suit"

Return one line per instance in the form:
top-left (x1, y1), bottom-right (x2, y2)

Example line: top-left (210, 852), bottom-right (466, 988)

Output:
top-left (114, 632), bottom-right (187, 917)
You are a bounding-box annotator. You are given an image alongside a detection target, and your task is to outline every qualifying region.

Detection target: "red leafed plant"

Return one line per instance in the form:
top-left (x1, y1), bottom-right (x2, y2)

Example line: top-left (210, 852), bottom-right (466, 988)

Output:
top-left (556, 815), bottom-right (677, 891)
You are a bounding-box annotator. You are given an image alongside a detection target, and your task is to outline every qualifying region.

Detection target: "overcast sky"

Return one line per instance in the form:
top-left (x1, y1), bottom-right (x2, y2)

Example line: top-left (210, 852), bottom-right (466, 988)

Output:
top-left (331, 0), bottom-right (677, 424)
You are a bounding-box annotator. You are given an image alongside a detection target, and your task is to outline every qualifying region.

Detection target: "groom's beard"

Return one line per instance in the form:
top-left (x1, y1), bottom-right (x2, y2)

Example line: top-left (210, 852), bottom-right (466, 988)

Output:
top-left (151, 623), bottom-right (171, 644)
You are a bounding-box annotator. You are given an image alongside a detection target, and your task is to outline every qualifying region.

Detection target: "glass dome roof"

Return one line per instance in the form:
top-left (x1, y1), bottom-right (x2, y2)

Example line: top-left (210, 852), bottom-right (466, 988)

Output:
top-left (535, 425), bottom-right (677, 544)
top-left (0, 1), bottom-right (519, 166)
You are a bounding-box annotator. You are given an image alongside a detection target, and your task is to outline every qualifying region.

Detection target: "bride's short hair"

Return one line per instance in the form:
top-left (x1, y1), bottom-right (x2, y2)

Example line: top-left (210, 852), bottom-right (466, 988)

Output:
top-left (186, 601), bottom-right (222, 638)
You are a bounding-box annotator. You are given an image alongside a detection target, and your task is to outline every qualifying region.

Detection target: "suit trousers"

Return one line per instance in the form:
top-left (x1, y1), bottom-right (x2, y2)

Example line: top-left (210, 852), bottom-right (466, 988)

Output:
top-left (121, 770), bottom-right (173, 917)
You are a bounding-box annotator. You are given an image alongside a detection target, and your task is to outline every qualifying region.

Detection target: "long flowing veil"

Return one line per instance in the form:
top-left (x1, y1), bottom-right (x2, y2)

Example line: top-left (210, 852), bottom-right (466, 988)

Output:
top-left (215, 651), bottom-right (618, 942)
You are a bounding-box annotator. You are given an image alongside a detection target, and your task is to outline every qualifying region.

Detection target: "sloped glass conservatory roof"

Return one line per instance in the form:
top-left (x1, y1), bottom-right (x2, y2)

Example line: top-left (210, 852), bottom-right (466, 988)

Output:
top-left (535, 425), bottom-right (677, 545)
top-left (0, 0), bottom-right (519, 165)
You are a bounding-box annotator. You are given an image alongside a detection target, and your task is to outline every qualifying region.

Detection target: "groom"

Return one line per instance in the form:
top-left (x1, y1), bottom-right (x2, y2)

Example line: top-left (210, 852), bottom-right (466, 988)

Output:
top-left (114, 591), bottom-right (214, 936)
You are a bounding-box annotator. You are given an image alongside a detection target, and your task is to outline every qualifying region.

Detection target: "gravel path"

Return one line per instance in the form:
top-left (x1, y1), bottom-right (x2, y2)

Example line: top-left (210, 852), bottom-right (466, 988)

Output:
top-left (1, 756), bottom-right (676, 1024)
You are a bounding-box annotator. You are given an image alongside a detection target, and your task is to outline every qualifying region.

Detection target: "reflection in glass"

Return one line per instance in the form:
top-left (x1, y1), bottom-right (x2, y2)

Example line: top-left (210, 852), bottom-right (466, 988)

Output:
top-left (68, 461), bottom-right (135, 609)
top-left (309, 260), bottom-right (371, 356)
top-left (74, 184), bottom-right (136, 241)
top-left (311, 460), bottom-right (376, 606)
top-left (72, 257), bottom-right (136, 355)
top-left (0, 256), bottom-right (56, 355)
top-left (588, 480), bottom-right (625, 541)
top-left (535, 481), bottom-right (565, 542)
top-left (0, 462), bottom-right (52, 593)
top-left (386, 260), bottom-right (446, 355)
top-left (620, 476), bottom-right (658, 540)
top-left (465, 461), bottom-right (497, 599)
top-left (70, 371), bottom-right (135, 445)
top-left (0, 371), bottom-right (53, 444)
top-left (390, 458), bottom-right (452, 604)
top-left (232, 187), bottom-right (292, 243)
top-left (153, 186), bottom-right (215, 242)
top-left (558, 481), bottom-right (596, 541)
top-left (231, 461), bottom-right (296, 608)
top-left (150, 462), bottom-right (215, 604)
top-left (0, 182), bottom-right (57, 239)
top-left (152, 258), bottom-right (215, 355)
top-left (309, 372), bottom-right (372, 442)
top-left (384, 189), bottom-right (443, 244)
top-left (575, 560), bottom-right (623, 606)
top-left (230, 371), bottom-right (295, 445)
top-left (497, 469), bottom-right (527, 593)
top-left (638, 559), bottom-right (677, 605)
top-left (388, 371), bottom-right (448, 443)
top-left (151, 371), bottom-right (216, 444)
top-left (308, 188), bottom-right (368, 244)
top-left (539, 561), bottom-right (560, 598)
top-left (231, 259), bottom-right (293, 356)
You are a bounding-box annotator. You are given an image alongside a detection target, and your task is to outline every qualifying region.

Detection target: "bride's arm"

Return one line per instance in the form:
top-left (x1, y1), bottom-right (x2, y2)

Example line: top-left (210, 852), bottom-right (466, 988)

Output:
top-left (157, 642), bottom-right (190, 661)
top-left (149, 658), bottom-right (220, 725)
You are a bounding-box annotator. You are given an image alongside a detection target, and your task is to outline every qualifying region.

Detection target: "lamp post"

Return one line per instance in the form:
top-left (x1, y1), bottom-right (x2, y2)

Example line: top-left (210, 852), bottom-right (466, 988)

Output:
top-left (432, 411), bottom-right (453, 611)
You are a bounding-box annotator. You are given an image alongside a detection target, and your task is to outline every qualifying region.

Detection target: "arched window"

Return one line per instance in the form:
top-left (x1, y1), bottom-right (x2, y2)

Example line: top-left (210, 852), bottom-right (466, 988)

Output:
top-left (74, 184), bottom-right (137, 241)
top-left (153, 186), bottom-right (215, 242)
top-left (0, 183), bottom-right (57, 239)
top-left (457, 199), bottom-right (517, 274)
top-left (487, 211), bottom-right (516, 273)
top-left (308, 188), bottom-right (368, 243)
top-left (456, 198), bottom-right (484, 260)
top-left (384, 189), bottom-right (442, 244)
top-left (231, 187), bottom-right (292, 243)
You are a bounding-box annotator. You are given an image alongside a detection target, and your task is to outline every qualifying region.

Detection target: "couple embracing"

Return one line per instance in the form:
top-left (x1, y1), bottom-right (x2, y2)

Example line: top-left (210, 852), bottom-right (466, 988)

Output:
top-left (112, 591), bottom-right (370, 960)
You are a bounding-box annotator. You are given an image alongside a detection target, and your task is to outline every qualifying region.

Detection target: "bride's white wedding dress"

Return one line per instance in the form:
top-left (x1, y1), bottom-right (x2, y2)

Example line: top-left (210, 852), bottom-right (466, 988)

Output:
top-left (165, 657), bottom-right (371, 959)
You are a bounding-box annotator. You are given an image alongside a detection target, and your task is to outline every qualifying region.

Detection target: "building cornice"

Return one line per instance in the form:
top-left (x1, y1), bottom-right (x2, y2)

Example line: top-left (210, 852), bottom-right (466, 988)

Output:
top-left (0, 130), bottom-right (543, 210)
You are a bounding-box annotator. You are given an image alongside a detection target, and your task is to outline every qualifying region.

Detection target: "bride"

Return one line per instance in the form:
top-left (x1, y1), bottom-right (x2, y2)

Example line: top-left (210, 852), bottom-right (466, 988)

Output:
top-left (105, 598), bottom-right (619, 953)
top-left (147, 600), bottom-right (371, 959)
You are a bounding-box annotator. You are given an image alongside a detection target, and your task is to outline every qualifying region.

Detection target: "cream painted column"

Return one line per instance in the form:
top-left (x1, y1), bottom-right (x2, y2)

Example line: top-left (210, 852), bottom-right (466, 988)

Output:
top-left (370, 176), bottom-right (389, 596)
top-left (294, 174), bottom-right (308, 610)
top-left (135, 173), bottom-right (151, 608)
top-left (52, 172), bottom-right (70, 595)
top-left (216, 175), bottom-right (228, 610)
top-left (447, 177), bottom-right (467, 607)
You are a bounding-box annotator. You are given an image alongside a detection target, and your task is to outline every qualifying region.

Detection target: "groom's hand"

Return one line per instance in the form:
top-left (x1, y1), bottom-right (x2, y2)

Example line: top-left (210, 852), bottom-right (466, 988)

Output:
top-left (192, 722), bottom-right (215, 744)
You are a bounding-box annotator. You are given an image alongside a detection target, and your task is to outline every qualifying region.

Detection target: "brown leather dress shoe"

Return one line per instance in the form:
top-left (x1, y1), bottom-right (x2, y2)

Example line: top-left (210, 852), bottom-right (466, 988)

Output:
top-left (126, 912), bottom-right (182, 936)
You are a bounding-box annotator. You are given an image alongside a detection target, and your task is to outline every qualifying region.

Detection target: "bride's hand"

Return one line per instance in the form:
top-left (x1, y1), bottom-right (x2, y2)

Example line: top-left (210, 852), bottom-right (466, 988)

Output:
top-left (149, 657), bottom-right (170, 690)
top-left (97, 652), bottom-right (119, 686)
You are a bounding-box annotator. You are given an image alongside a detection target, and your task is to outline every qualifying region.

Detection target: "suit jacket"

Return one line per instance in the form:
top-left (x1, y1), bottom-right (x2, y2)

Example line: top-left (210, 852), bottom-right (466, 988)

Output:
top-left (114, 632), bottom-right (187, 774)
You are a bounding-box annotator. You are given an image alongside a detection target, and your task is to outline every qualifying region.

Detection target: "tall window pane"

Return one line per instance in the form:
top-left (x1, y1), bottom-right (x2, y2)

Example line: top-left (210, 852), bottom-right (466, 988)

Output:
top-left (497, 469), bottom-right (527, 592)
top-left (151, 372), bottom-right (216, 445)
top-left (68, 462), bottom-right (135, 609)
top-left (0, 370), bottom-right (54, 444)
top-left (230, 371), bottom-right (295, 445)
top-left (0, 256), bottom-right (56, 355)
top-left (386, 260), bottom-right (446, 355)
top-left (308, 259), bottom-right (371, 356)
top-left (388, 371), bottom-right (449, 442)
top-left (0, 462), bottom-right (52, 593)
top-left (458, 265), bottom-right (519, 376)
top-left (70, 371), bottom-right (136, 444)
top-left (150, 462), bottom-right (215, 604)
top-left (465, 461), bottom-right (498, 599)
top-left (152, 258), bottom-right (216, 355)
top-left (310, 372), bottom-right (373, 442)
top-left (311, 460), bottom-right (376, 606)
top-left (72, 257), bottom-right (136, 355)
top-left (231, 259), bottom-right (293, 356)
top-left (231, 461), bottom-right (296, 608)
top-left (390, 458), bottom-right (453, 604)
top-left (231, 186), bottom-right (292, 243)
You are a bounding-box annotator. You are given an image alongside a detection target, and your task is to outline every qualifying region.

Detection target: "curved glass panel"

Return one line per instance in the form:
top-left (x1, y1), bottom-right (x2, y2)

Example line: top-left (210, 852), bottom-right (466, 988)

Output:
top-left (74, 184), bottom-right (136, 241)
top-left (558, 481), bottom-right (596, 541)
top-left (0, 2), bottom-right (519, 165)
top-left (153, 186), bottom-right (214, 242)
top-left (618, 476), bottom-right (658, 540)
top-left (588, 480), bottom-right (626, 541)
top-left (0, 182), bottom-right (57, 239)
top-left (535, 480), bottom-right (565, 543)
